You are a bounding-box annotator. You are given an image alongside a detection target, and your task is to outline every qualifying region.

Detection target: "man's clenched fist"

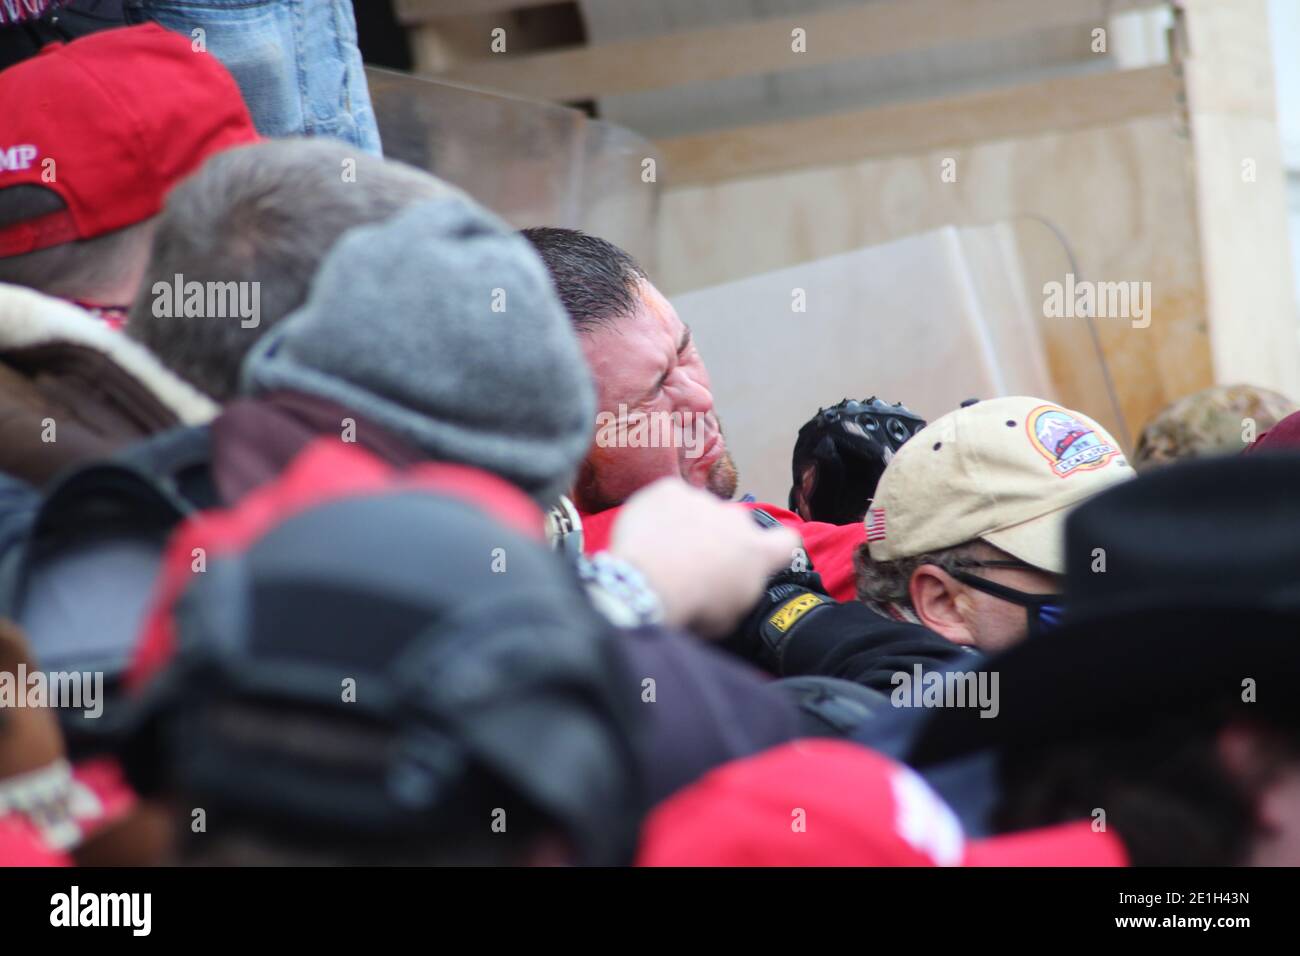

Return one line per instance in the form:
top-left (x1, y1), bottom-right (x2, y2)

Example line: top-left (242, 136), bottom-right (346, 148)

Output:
top-left (609, 479), bottom-right (802, 638)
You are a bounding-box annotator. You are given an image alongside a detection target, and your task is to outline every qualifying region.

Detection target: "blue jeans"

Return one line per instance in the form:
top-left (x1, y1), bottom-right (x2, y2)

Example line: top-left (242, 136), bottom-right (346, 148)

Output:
top-left (129, 0), bottom-right (381, 154)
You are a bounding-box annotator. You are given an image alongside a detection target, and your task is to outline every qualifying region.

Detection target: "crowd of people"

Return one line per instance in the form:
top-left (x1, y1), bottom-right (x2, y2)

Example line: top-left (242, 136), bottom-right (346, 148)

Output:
top-left (3, 17), bottom-right (1300, 868)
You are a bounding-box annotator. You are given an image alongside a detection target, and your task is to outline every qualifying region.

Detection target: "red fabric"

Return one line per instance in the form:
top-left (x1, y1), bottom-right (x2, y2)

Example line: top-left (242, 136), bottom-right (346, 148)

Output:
top-left (1246, 409), bottom-right (1300, 453)
top-left (69, 300), bottom-right (128, 331)
top-left (637, 740), bottom-right (1127, 867)
top-left (581, 501), bottom-right (866, 603)
top-left (127, 439), bottom-right (544, 690)
top-left (71, 757), bottom-right (138, 842)
top-left (210, 393), bottom-right (428, 505)
top-left (0, 816), bottom-right (69, 867)
top-left (0, 24), bottom-right (259, 255)
top-left (0, 758), bottom-right (131, 866)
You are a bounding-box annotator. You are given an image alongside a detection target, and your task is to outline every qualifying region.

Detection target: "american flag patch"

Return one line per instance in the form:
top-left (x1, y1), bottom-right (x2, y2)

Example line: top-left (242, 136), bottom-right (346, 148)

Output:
top-left (865, 508), bottom-right (887, 542)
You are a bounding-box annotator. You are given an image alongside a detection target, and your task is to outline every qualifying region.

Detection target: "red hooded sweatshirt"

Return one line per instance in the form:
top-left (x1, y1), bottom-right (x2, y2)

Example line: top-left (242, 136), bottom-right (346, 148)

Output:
top-left (579, 500), bottom-right (866, 603)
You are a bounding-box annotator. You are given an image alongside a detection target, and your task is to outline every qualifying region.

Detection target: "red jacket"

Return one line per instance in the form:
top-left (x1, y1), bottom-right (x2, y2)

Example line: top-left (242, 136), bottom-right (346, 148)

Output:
top-left (579, 500), bottom-right (866, 603)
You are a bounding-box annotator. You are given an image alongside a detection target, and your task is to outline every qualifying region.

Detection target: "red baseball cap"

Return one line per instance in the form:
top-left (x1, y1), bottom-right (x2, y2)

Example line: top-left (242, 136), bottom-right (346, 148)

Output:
top-left (0, 23), bottom-right (259, 257)
top-left (637, 740), bottom-right (1127, 867)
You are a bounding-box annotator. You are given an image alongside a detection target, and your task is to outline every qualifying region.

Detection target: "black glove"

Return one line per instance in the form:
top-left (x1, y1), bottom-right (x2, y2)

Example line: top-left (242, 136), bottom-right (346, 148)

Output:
top-left (722, 569), bottom-right (835, 675)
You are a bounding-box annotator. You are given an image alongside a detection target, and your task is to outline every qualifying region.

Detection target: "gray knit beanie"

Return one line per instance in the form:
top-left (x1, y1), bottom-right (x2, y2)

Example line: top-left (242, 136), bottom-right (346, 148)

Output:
top-left (241, 196), bottom-right (595, 502)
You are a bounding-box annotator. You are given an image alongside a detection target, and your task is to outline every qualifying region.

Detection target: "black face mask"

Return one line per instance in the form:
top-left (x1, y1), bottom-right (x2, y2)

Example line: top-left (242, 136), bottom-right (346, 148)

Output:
top-left (948, 560), bottom-right (1064, 641)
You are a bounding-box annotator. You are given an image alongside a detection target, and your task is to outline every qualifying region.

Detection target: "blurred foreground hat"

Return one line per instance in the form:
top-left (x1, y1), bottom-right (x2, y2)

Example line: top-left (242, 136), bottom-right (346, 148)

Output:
top-left (120, 440), bottom-right (643, 864)
top-left (244, 198), bottom-right (596, 503)
top-left (909, 453), bottom-right (1300, 767)
top-left (638, 740), bottom-right (1125, 866)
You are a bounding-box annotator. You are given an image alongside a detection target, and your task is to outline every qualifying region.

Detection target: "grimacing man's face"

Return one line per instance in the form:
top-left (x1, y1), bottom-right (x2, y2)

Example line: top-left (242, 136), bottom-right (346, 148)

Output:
top-left (573, 279), bottom-right (737, 513)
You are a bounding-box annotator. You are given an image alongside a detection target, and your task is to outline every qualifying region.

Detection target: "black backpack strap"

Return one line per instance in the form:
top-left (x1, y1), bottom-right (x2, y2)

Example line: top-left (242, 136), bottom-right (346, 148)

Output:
top-left (0, 429), bottom-right (210, 637)
top-left (112, 424), bottom-right (216, 511)
top-left (6, 458), bottom-right (191, 614)
top-left (36, 459), bottom-right (192, 536)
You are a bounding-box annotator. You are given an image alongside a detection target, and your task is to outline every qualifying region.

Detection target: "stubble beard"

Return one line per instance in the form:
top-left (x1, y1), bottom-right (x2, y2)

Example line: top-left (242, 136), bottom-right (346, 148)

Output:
top-left (704, 450), bottom-right (739, 501)
top-left (571, 449), bottom-right (740, 514)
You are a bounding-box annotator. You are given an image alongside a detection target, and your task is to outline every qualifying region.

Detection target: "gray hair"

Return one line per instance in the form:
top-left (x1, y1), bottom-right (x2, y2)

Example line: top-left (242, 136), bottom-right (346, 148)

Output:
top-left (127, 138), bottom-right (459, 400)
top-left (0, 185), bottom-right (155, 298)
top-left (854, 540), bottom-right (984, 609)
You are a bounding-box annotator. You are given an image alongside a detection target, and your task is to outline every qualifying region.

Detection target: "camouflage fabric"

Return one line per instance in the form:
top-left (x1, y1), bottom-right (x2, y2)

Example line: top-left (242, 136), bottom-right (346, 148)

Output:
top-left (1133, 384), bottom-right (1299, 470)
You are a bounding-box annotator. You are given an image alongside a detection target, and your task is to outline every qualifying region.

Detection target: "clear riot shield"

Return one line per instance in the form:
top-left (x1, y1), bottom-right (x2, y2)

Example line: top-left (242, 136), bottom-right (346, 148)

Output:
top-left (671, 217), bottom-right (1126, 505)
top-left (364, 67), bottom-right (660, 273)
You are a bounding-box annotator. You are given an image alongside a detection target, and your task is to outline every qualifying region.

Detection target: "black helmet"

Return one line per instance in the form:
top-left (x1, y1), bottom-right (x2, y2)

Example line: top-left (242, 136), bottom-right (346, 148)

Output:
top-left (789, 397), bottom-right (926, 525)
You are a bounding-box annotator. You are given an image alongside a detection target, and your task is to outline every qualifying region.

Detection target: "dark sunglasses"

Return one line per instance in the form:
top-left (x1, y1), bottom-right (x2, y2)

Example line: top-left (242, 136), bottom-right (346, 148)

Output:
top-left (947, 559), bottom-right (1064, 635)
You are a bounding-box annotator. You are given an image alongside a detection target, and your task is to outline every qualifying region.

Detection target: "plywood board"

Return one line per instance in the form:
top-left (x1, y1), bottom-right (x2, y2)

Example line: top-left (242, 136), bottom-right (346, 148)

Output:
top-left (655, 114), bottom-right (1213, 440)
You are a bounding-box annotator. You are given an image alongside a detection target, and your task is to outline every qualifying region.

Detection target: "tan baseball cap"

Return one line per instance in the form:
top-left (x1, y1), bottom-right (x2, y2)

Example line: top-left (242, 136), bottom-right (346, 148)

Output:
top-left (864, 397), bottom-right (1132, 574)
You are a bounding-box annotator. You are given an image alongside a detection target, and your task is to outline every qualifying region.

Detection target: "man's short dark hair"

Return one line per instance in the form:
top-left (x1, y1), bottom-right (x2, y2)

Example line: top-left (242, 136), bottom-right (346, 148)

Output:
top-left (521, 227), bottom-right (646, 334)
